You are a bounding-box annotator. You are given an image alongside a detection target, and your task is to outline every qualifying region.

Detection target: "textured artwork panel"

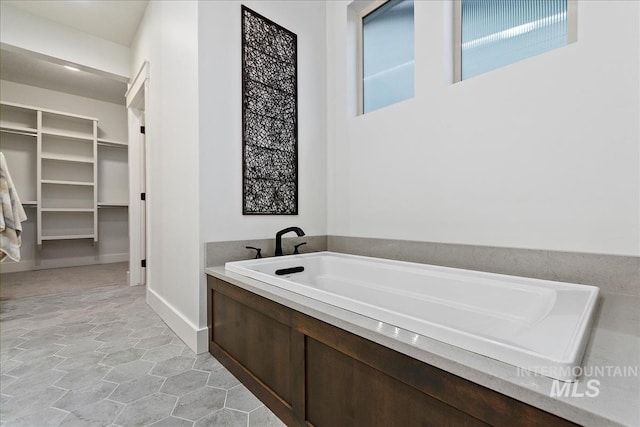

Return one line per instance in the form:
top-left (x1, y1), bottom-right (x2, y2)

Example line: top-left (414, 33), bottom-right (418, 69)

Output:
top-left (244, 145), bottom-right (296, 181)
top-left (244, 47), bottom-right (296, 94)
top-left (245, 81), bottom-right (296, 119)
top-left (245, 111), bottom-right (295, 153)
top-left (243, 11), bottom-right (296, 62)
top-left (242, 6), bottom-right (297, 215)
top-left (244, 178), bottom-right (297, 215)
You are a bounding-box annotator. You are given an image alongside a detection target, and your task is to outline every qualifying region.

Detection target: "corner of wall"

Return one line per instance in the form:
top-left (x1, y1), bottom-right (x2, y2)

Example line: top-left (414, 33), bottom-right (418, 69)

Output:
top-left (146, 287), bottom-right (209, 354)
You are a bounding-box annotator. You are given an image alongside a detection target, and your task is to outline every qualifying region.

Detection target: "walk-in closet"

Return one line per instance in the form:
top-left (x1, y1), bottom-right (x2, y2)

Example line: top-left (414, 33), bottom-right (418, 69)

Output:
top-left (0, 48), bottom-right (129, 296)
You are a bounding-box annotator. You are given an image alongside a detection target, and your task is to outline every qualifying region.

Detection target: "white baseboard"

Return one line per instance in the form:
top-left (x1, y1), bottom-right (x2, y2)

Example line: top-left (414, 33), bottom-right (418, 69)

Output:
top-left (196, 327), bottom-right (209, 354)
top-left (146, 287), bottom-right (209, 354)
top-left (0, 253), bottom-right (129, 274)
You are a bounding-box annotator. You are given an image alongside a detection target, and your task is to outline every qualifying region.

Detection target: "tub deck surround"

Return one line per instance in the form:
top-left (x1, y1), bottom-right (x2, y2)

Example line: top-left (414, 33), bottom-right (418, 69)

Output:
top-left (225, 252), bottom-right (599, 382)
top-left (205, 236), bottom-right (639, 295)
top-left (205, 235), bottom-right (328, 267)
top-left (205, 266), bottom-right (639, 427)
top-left (326, 236), bottom-right (640, 297)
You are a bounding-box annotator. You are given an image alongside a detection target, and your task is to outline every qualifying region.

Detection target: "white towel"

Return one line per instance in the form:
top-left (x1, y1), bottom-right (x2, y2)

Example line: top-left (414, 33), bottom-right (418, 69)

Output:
top-left (0, 152), bottom-right (28, 262)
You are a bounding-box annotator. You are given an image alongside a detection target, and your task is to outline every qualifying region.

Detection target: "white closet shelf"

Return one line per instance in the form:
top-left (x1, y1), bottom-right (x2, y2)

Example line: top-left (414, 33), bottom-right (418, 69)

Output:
top-left (41, 153), bottom-right (94, 164)
top-left (41, 234), bottom-right (95, 241)
top-left (2, 101), bottom-right (97, 121)
top-left (41, 129), bottom-right (94, 141)
top-left (98, 202), bottom-right (129, 207)
top-left (0, 101), bottom-right (34, 110)
top-left (3, 101), bottom-right (126, 251)
top-left (97, 138), bottom-right (128, 148)
top-left (0, 125), bottom-right (37, 136)
top-left (41, 208), bottom-right (95, 212)
top-left (42, 179), bottom-right (94, 186)
top-left (41, 109), bottom-right (97, 121)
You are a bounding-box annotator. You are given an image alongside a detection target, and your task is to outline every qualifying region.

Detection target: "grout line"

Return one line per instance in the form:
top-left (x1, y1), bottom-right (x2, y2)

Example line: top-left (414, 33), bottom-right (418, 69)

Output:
top-left (247, 405), bottom-right (265, 414)
top-left (110, 398), bottom-right (127, 426)
top-left (222, 389), bottom-right (229, 409)
top-left (162, 390), bottom-right (182, 421)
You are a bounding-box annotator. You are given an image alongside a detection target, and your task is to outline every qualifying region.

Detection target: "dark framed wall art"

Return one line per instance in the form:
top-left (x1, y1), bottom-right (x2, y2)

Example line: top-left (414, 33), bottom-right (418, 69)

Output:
top-left (241, 5), bottom-right (298, 215)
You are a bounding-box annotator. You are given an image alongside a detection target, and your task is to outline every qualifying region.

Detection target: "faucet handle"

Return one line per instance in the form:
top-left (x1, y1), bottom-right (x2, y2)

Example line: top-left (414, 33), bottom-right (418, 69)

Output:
top-left (293, 242), bottom-right (307, 255)
top-left (245, 246), bottom-right (262, 259)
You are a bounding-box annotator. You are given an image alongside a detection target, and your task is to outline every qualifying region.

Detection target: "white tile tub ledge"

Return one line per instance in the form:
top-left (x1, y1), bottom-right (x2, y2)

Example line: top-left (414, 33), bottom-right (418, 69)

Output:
top-left (206, 251), bottom-right (639, 427)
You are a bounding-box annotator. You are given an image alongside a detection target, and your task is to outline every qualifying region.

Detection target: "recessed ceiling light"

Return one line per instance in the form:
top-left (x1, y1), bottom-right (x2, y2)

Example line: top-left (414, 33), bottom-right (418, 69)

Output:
top-left (64, 65), bottom-right (80, 72)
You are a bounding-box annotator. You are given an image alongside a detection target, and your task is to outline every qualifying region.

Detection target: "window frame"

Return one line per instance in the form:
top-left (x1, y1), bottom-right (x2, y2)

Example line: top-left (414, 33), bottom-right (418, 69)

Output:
top-left (452, 0), bottom-right (578, 82)
top-left (356, 0), bottom-right (415, 115)
top-left (357, 0), bottom-right (387, 116)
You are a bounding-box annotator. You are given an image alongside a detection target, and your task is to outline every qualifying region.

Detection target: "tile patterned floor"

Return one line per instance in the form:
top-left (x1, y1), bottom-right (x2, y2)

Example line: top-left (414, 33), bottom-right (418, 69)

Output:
top-left (0, 263), bottom-right (128, 300)
top-left (0, 284), bottom-right (285, 427)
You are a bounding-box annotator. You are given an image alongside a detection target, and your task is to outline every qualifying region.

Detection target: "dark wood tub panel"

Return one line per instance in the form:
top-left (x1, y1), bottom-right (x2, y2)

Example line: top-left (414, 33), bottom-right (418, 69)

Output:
top-left (212, 291), bottom-right (293, 404)
top-left (207, 276), bottom-right (577, 427)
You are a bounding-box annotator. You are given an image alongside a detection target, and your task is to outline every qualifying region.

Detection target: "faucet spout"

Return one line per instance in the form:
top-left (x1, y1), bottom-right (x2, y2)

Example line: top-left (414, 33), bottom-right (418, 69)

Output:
top-left (275, 227), bottom-right (305, 256)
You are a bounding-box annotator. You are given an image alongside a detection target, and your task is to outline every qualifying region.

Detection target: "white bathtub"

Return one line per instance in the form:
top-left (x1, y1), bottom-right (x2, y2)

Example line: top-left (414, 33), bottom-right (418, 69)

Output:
top-left (225, 252), bottom-right (599, 381)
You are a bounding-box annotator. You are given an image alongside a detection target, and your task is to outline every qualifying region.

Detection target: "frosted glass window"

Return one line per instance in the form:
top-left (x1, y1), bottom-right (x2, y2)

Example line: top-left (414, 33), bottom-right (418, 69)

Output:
top-left (362, 0), bottom-right (414, 113)
top-left (461, 0), bottom-right (569, 80)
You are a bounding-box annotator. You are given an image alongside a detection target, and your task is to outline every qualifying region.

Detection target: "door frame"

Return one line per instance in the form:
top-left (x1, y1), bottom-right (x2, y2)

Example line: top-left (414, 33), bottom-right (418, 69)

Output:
top-left (126, 61), bottom-right (149, 286)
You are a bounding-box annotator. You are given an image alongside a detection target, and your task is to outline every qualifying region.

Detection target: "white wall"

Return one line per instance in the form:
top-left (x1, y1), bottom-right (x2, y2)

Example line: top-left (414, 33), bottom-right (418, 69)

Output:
top-left (326, 0), bottom-right (640, 256)
top-left (132, 0), bottom-right (327, 352)
top-left (130, 1), bottom-right (203, 352)
top-left (198, 0), bottom-right (327, 244)
top-left (0, 3), bottom-right (129, 80)
top-left (0, 80), bottom-right (129, 271)
top-left (198, 1), bottom-right (327, 330)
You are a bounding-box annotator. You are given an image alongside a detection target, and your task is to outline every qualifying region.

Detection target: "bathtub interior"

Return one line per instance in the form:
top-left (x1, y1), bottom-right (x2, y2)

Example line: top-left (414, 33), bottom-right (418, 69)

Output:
top-left (225, 251), bottom-right (599, 380)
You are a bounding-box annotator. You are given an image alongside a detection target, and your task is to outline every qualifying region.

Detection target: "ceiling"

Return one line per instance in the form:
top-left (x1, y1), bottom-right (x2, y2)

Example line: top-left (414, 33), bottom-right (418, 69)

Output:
top-left (3, 0), bottom-right (148, 47)
top-left (0, 49), bottom-right (128, 105)
top-left (1, 1), bottom-right (149, 106)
